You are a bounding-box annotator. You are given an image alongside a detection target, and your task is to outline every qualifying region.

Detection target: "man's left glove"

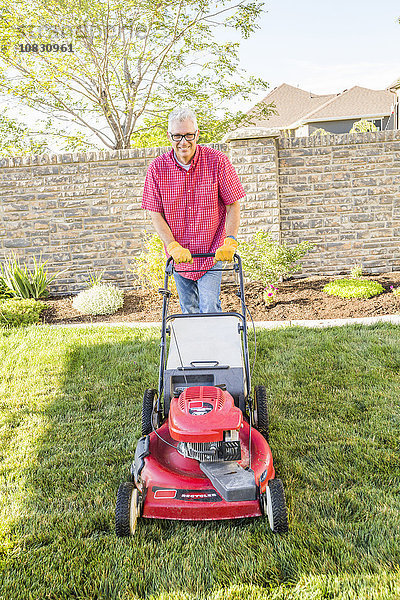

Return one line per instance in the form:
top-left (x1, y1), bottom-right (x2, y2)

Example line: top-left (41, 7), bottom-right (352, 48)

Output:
top-left (214, 237), bottom-right (238, 262)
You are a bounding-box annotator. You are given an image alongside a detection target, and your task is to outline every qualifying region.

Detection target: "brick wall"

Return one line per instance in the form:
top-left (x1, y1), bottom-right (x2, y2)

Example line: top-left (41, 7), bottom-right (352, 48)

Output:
top-left (0, 148), bottom-right (166, 292)
top-left (0, 129), bottom-right (399, 293)
top-left (278, 130), bottom-right (400, 276)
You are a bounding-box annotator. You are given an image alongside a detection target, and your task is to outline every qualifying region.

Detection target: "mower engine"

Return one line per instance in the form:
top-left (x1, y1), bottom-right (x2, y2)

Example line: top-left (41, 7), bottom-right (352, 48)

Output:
top-left (168, 386), bottom-right (243, 462)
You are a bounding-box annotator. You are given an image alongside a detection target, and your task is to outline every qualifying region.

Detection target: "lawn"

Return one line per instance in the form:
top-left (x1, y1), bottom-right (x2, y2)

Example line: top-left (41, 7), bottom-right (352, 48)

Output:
top-left (0, 323), bottom-right (399, 600)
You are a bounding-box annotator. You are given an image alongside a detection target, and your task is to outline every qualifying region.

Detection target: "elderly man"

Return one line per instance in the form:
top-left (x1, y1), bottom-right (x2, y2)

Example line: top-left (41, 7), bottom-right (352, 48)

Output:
top-left (141, 107), bottom-right (245, 313)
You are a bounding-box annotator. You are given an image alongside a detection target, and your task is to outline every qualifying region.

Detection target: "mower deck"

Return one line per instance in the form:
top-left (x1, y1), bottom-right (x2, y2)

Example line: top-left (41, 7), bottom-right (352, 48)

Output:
top-left (136, 421), bottom-right (274, 521)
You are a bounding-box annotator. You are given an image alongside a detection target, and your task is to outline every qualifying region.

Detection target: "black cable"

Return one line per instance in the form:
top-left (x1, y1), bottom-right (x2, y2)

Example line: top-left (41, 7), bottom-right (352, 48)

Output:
top-left (151, 400), bottom-right (178, 449)
top-left (245, 303), bottom-right (257, 382)
top-left (233, 261), bottom-right (257, 471)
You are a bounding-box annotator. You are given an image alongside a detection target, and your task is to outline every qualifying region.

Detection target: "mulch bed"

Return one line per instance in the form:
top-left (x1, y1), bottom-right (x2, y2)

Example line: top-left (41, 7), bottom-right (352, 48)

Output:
top-left (39, 272), bottom-right (400, 325)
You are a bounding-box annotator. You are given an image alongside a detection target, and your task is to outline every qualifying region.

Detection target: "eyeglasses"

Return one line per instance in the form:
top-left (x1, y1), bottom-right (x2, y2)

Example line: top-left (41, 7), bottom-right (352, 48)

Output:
top-left (169, 132), bottom-right (197, 142)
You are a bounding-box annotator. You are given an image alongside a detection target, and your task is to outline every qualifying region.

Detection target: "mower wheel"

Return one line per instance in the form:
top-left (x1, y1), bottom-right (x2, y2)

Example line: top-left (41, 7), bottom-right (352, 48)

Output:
top-left (115, 482), bottom-right (141, 537)
top-left (254, 385), bottom-right (269, 442)
top-left (142, 389), bottom-right (158, 436)
top-left (264, 478), bottom-right (288, 534)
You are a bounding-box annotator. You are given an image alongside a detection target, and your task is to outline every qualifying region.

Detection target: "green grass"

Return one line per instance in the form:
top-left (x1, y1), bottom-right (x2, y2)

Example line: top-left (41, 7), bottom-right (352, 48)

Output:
top-left (0, 323), bottom-right (399, 600)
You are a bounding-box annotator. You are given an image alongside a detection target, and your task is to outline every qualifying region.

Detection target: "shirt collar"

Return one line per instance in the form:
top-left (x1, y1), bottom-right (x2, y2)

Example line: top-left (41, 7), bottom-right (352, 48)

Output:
top-left (170, 145), bottom-right (201, 170)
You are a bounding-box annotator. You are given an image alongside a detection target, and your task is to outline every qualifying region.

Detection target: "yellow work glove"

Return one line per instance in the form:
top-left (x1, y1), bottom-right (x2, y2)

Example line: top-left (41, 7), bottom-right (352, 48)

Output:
top-left (167, 241), bottom-right (193, 264)
top-left (214, 237), bottom-right (238, 262)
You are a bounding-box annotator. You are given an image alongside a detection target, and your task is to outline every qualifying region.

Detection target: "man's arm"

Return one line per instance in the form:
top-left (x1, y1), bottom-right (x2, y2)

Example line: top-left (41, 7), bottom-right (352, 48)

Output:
top-left (149, 211), bottom-right (193, 263)
top-left (225, 200), bottom-right (241, 238)
top-left (149, 211), bottom-right (175, 247)
top-left (214, 200), bottom-right (241, 262)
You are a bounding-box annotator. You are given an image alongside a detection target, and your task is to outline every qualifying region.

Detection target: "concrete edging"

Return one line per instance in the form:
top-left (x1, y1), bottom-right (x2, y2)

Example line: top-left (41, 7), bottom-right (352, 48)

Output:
top-left (41, 314), bottom-right (400, 330)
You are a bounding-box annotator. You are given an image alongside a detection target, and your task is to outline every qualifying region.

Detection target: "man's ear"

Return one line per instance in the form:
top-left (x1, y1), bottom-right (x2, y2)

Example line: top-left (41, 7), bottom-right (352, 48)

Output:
top-left (195, 129), bottom-right (200, 141)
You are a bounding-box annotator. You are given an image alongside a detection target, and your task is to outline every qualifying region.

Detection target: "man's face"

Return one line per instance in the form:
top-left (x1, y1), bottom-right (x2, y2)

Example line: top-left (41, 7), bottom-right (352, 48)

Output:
top-left (168, 118), bottom-right (199, 165)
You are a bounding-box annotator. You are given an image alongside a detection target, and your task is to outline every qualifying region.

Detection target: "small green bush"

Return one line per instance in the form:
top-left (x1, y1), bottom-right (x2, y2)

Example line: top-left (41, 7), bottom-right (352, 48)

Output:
top-left (311, 128), bottom-right (329, 136)
top-left (0, 298), bottom-right (47, 327)
top-left (323, 279), bottom-right (384, 299)
top-left (350, 264), bottom-right (363, 279)
top-left (131, 233), bottom-right (178, 296)
top-left (72, 283), bottom-right (124, 315)
top-left (0, 253), bottom-right (67, 299)
top-left (390, 285), bottom-right (400, 297)
top-left (350, 119), bottom-right (378, 133)
top-left (239, 230), bottom-right (315, 287)
top-left (85, 269), bottom-right (105, 287)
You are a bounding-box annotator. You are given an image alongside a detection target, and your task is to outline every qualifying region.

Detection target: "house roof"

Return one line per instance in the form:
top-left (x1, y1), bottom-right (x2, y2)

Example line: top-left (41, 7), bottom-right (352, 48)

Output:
top-left (250, 83), bottom-right (395, 130)
top-left (249, 83), bottom-right (336, 129)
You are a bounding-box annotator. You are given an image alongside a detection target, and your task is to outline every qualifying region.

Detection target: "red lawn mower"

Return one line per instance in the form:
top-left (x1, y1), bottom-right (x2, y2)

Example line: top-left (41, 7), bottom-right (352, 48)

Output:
top-left (115, 253), bottom-right (288, 535)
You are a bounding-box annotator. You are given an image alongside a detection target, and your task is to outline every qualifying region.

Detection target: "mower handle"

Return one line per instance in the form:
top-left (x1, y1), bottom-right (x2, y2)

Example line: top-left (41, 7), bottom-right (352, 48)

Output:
top-left (165, 253), bottom-right (215, 267)
top-left (158, 251), bottom-right (252, 413)
top-left (189, 253), bottom-right (216, 258)
top-left (166, 252), bottom-right (241, 266)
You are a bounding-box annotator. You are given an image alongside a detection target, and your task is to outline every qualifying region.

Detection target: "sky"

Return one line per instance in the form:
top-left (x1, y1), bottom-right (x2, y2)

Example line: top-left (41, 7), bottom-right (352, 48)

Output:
top-left (237, 0), bottom-right (400, 105)
top-left (1, 0), bottom-right (399, 147)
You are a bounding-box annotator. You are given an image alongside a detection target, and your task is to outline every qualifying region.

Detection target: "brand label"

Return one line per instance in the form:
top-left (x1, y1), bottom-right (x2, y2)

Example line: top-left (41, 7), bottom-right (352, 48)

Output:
top-left (188, 401), bottom-right (213, 416)
top-left (152, 486), bottom-right (222, 502)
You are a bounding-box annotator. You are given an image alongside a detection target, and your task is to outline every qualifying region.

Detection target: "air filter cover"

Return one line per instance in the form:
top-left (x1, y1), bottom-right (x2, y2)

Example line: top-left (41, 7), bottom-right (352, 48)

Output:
top-left (168, 386), bottom-right (242, 442)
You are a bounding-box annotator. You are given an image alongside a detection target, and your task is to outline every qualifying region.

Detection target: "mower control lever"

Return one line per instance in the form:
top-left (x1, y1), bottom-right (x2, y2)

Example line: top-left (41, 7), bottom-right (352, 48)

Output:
top-left (177, 365), bottom-right (229, 371)
top-left (190, 360), bottom-right (219, 367)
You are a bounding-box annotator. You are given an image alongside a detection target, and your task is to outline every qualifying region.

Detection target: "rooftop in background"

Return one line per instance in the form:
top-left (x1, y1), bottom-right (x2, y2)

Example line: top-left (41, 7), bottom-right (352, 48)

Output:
top-left (248, 83), bottom-right (398, 136)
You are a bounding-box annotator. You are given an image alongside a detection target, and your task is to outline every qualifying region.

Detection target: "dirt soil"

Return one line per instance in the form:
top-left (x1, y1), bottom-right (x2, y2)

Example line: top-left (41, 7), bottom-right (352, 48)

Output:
top-left (39, 272), bottom-right (400, 325)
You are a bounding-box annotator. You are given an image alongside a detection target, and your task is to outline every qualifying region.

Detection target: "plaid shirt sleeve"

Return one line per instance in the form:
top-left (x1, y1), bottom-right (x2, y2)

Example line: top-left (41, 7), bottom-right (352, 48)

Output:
top-left (218, 153), bottom-right (246, 205)
top-left (141, 161), bottom-right (163, 212)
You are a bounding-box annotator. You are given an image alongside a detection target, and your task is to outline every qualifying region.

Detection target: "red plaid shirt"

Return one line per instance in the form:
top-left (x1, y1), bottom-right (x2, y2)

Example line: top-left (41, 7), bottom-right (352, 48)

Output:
top-left (141, 145), bottom-right (245, 280)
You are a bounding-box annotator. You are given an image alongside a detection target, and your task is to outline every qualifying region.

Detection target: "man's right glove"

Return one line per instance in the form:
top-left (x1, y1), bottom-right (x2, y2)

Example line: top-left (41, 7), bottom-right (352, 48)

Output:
top-left (167, 241), bottom-right (193, 264)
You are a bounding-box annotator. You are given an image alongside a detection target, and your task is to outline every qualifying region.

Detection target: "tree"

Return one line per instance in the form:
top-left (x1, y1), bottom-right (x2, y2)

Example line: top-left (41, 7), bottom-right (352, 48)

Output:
top-left (0, 111), bottom-right (50, 156)
top-left (0, 0), bottom-right (273, 151)
top-left (130, 104), bottom-right (277, 148)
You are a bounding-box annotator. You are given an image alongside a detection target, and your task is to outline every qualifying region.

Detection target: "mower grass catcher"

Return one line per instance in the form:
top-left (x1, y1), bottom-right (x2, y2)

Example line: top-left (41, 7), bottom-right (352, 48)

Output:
top-left (116, 253), bottom-right (288, 535)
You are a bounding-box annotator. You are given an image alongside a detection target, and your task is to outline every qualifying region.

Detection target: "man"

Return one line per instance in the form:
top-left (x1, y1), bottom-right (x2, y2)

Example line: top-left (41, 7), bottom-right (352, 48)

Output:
top-left (141, 107), bottom-right (245, 313)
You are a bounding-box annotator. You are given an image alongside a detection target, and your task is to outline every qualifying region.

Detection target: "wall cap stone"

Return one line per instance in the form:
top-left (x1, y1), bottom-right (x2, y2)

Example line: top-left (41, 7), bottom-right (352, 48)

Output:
top-left (222, 127), bottom-right (280, 142)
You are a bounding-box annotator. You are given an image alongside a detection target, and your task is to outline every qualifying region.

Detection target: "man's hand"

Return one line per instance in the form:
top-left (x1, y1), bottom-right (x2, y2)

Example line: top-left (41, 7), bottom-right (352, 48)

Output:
top-left (167, 241), bottom-right (193, 264)
top-left (214, 237), bottom-right (238, 262)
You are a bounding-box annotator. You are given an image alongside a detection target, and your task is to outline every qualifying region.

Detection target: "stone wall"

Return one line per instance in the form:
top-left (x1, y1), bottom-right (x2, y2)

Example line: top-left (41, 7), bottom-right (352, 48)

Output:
top-left (0, 148), bottom-right (165, 292)
top-left (0, 129), bottom-right (399, 293)
top-left (278, 130), bottom-right (400, 276)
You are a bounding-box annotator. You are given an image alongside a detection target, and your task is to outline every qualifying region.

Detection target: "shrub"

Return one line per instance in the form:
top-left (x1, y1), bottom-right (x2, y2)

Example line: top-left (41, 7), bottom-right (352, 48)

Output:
top-left (350, 264), bottom-right (363, 279)
top-left (72, 283), bottom-right (124, 315)
top-left (0, 298), bottom-right (47, 327)
top-left (85, 269), bottom-right (105, 287)
top-left (131, 233), bottom-right (177, 296)
top-left (323, 279), bottom-right (384, 299)
top-left (0, 253), bottom-right (67, 299)
top-left (311, 128), bottom-right (329, 136)
top-left (0, 278), bottom-right (14, 299)
top-left (239, 231), bottom-right (315, 287)
top-left (350, 119), bottom-right (378, 133)
top-left (390, 285), bottom-right (400, 297)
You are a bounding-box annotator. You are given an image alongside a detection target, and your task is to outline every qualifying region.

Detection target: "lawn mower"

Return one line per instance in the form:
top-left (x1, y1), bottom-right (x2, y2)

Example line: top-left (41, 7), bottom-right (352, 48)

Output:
top-left (115, 253), bottom-right (288, 535)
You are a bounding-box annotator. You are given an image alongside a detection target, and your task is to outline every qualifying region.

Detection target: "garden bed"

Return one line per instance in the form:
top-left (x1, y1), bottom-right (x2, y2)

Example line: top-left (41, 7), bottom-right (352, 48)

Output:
top-left (39, 272), bottom-right (400, 325)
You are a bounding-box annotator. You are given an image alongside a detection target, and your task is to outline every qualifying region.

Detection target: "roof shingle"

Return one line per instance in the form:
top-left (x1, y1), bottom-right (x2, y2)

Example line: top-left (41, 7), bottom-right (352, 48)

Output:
top-left (250, 83), bottom-right (395, 129)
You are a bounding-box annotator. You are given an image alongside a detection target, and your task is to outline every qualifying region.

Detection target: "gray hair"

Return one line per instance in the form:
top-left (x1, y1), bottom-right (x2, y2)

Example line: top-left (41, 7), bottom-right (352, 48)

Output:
top-left (168, 107), bottom-right (198, 132)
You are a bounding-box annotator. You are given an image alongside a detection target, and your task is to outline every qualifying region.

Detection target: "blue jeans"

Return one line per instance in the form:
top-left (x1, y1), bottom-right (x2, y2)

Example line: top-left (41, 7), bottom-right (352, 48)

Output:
top-left (173, 262), bottom-right (223, 313)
